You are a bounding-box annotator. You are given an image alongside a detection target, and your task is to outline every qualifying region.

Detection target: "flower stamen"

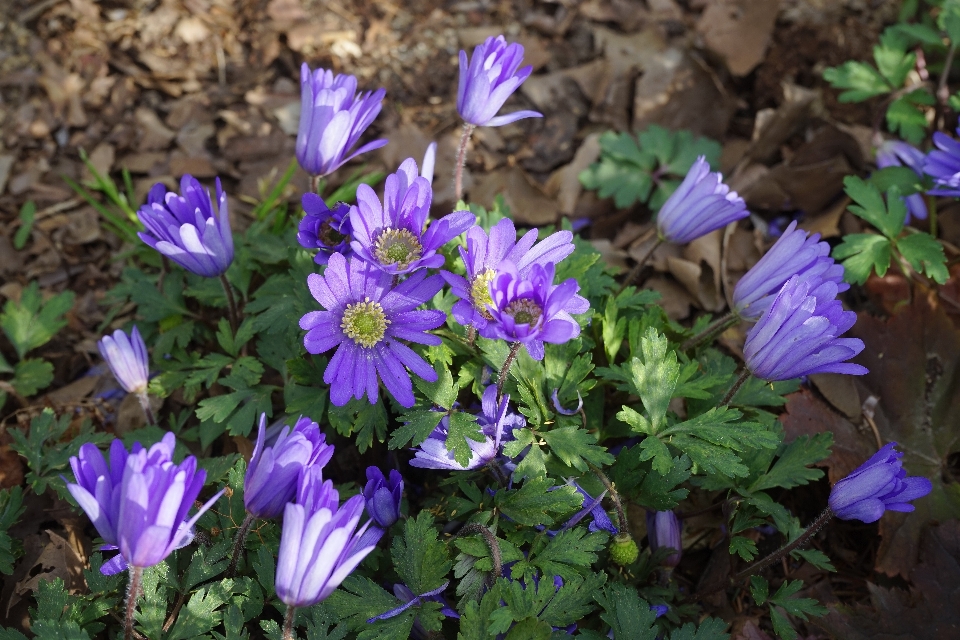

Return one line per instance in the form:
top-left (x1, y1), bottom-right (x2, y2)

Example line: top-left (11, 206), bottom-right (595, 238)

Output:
top-left (341, 298), bottom-right (390, 348)
top-left (374, 228), bottom-right (422, 269)
top-left (470, 268), bottom-right (497, 319)
top-left (503, 298), bottom-right (543, 326)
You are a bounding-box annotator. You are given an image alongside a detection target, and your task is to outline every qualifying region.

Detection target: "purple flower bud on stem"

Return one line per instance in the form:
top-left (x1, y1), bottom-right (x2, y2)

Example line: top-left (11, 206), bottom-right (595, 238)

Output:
top-left (457, 35), bottom-right (542, 128)
top-left (646, 510), bottom-right (682, 568)
top-left (656, 157), bottom-right (748, 245)
top-left (362, 467), bottom-right (403, 528)
top-left (98, 326), bottom-right (150, 395)
top-left (829, 442), bottom-right (932, 523)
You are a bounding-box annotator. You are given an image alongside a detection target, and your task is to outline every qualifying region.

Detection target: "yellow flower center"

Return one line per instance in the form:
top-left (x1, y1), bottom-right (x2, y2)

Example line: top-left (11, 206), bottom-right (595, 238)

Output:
top-left (470, 268), bottom-right (497, 319)
top-left (341, 298), bottom-right (389, 348)
top-left (374, 228), bottom-right (422, 269)
top-left (504, 298), bottom-right (543, 326)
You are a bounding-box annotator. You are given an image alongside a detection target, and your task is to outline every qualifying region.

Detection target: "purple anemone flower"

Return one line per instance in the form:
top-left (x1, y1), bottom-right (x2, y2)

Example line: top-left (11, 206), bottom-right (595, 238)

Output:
top-left (298, 194), bottom-right (353, 265)
top-left (66, 433), bottom-right (223, 573)
top-left (350, 158), bottom-right (475, 275)
top-left (300, 253), bottom-right (446, 408)
top-left (732, 221), bottom-right (847, 320)
top-left (559, 481), bottom-right (618, 535)
top-left (656, 156), bottom-right (748, 245)
top-left (743, 275), bottom-right (868, 381)
top-left (876, 139), bottom-right (928, 222)
top-left (137, 175), bottom-right (234, 277)
top-left (457, 35), bottom-right (543, 127)
top-left (421, 142), bottom-right (437, 184)
top-left (444, 218), bottom-right (575, 330)
top-left (296, 64), bottom-right (387, 177)
top-left (275, 467), bottom-right (376, 608)
top-left (478, 261), bottom-right (589, 361)
top-left (244, 414), bottom-right (334, 520)
top-left (98, 326), bottom-right (150, 394)
top-left (828, 442), bottom-right (932, 523)
top-left (924, 127), bottom-right (960, 197)
top-left (362, 467), bottom-right (403, 528)
top-left (646, 510), bottom-right (682, 568)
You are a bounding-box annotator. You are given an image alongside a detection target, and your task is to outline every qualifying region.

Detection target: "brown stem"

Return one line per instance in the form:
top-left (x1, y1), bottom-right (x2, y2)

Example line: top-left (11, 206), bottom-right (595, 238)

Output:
top-left (466, 325), bottom-right (477, 348)
top-left (455, 524), bottom-right (502, 586)
top-left (497, 342), bottom-right (522, 400)
top-left (219, 274), bottom-right (240, 335)
top-left (719, 369), bottom-right (751, 407)
top-left (311, 174), bottom-right (322, 195)
top-left (124, 566), bottom-right (143, 640)
top-left (136, 391), bottom-right (156, 426)
top-left (730, 508), bottom-right (834, 584)
top-left (617, 238), bottom-right (663, 294)
top-left (680, 312), bottom-right (738, 352)
top-left (936, 41), bottom-right (957, 131)
top-left (588, 463), bottom-right (628, 533)
top-left (454, 124), bottom-right (475, 202)
top-left (162, 590), bottom-right (188, 632)
top-left (283, 604), bottom-right (297, 640)
top-left (226, 513), bottom-right (257, 578)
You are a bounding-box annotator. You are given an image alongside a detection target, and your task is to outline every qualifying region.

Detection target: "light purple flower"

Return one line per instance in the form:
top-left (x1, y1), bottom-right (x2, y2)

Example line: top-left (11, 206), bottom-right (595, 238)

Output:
top-left (244, 414), bottom-right (334, 520)
top-left (444, 218), bottom-right (575, 330)
top-left (876, 139), bottom-right (927, 222)
top-left (98, 326), bottom-right (149, 394)
top-left (137, 175), bottom-right (234, 277)
top-left (457, 35), bottom-right (542, 127)
top-left (350, 158), bottom-right (475, 275)
top-left (646, 510), bottom-right (682, 568)
top-left (829, 442), bottom-right (932, 523)
top-left (924, 127), bottom-right (960, 197)
top-left (656, 156), bottom-right (748, 245)
top-left (296, 64), bottom-right (387, 177)
top-left (560, 481), bottom-right (617, 535)
top-left (421, 142), bottom-right (437, 184)
top-left (300, 253), bottom-right (446, 408)
top-left (298, 194), bottom-right (353, 265)
top-left (362, 467), bottom-right (403, 528)
top-left (479, 261), bottom-right (589, 361)
top-left (732, 221), bottom-right (848, 320)
top-left (743, 275), bottom-right (868, 381)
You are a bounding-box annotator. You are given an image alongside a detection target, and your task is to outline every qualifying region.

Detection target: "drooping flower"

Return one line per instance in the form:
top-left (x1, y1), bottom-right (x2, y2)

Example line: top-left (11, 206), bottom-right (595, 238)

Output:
top-left (479, 261), bottom-right (589, 360)
top-left (66, 433), bottom-right (223, 573)
top-left (876, 139), bottom-right (928, 222)
top-left (350, 158), bottom-right (475, 275)
top-left (368, 580), bottom-right (459, 640)
top-left (924, 126), bottom-right (960, 197)
top-left (98, 326), bottom-right (150, 394)
top-left (362, 467), bottom-right (403, 528)
top-left (137, 175), bottom-right (234, 277)
top-left (298, 194), bottom-right (353, 265)
top-left (828, 442), bottom-right (932, 523)
top-left (244, 414), bottom-right (334, 520)
top-left (732, 221), bottom-right (847, 320)
top-left (444, 218), bottom-right (575, 330)
top-left (743, 275), bottom-right (868, 381)
top-left (275, 467), bottom-right (376, 607)
top-left (656, 156), bottom-right (748, 245)
top-left (646, 510), bottom-right (682, 568)
top-left (457, 35), bottom-right (543, 127)
top-left (560, 481), bottom-right (618, 535)
top-left (300, 252), bottom-right (446, 407)
top-left (296, 64), bottom-right (387, 177)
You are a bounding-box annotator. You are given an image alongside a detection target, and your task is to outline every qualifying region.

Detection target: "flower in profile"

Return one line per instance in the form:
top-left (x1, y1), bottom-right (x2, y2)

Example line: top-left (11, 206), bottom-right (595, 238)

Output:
top-left (67, 433), bottom-right (223, 573)
top-left (559, 481), bottom-right (617, 535)
top-left (828, 442), bottom-right (932, 523)
top-left (362, 467), bottom-right (403, 528)
top-left (743, 275), bottom-right (868, 381)
top-left (924, 126), bottom-right (960, 197)
top-left (656, 157), bottom-right (748, 245)
top-left (421, 142), bottom-right (437, 184)
top-left (479, 261), bottom-right (589, 360)
top-left (444, 218), bottom-right (575, 330)
top-left (876, 139), bottom-right (928, 222)
top-left (137, 175), bottom-right (234, 277)
top-left (300, 253), bottom-right (446, 408)
top-left (298, 194), bottom-right (353, 265)
top-left (350, 158), bottom-right (475, 275)
top-left (646, 510), bottom-right (682, 567)
top-left (732, 221), bottom-right (847, 320)
top-left (244, 414), bottom-right (334, 520)
top-left (296, 64), bottom-right (387, 177)
top-left (368, 580), bottom-right (459, 639)
top-left (98, 326), bottom-right (150, 394)
top-left (457, 35), bottom-right (543, 127)
top-left (275, 467), bottom-right (376, 607)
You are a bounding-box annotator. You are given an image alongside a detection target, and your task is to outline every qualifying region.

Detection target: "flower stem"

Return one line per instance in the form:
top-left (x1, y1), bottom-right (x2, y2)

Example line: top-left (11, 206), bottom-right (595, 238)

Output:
top-left (124, 566), bottom-right (143, 640)
top-left (497, 342), bottom-right (522, 400)
top-left (719, 369), bottom-right (751, 407)
top-left (456, 523), bottom-right (502, 586)
top-left (136, 391), bottom-right (156, 426)
top-left (311, 174), bottom-right (323, 195)
top-left (730, 508), bottom-right (834, 584)
top-left (226, 513), bottom-right (256, 578)
top-left (283, 605), bottom-right (297, 640)
top-left (680, 311), bottom-right (738, 352)
top-left (929, 194), bottom-right (938, 239)
top-left (219, 274), bottom-right (240, 334)
top-left (617, 238), bottom-right (663, 294)
top-left (455, 124), bottom-right (475, 202)
top-left (466, 325), bottom-right (476, 348)
top-left (936, 40), bottom-right (957, 131)
top-left (589, 463), bottom-right (628, 533)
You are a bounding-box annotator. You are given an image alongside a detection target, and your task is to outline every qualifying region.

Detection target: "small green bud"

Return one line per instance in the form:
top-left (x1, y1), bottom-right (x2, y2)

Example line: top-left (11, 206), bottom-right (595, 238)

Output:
top-left (610, 533), bottom-right (639, 566)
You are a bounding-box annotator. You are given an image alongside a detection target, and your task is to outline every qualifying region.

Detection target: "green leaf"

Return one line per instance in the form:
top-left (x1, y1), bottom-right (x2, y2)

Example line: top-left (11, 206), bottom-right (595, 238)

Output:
top-left (391, 512), bottom-right (451, 594)
top-left (625, 328), bottom-right (680, 434)
top-left (0, 487), bottom-right (25, 575)
top-left (414, 361), bottom-right (458, 408)
top-left (769, 579), bottom-right (827, 619)
top-left (823, 61), bottom-right (890, 102)
top-left (216, 317), bottom-right (257, 358)
top-left (886, 90), bottom-right (935, 144)
top-left (28, 620), bottom-right (90, 640)
top-left (166, 581), bottom-right (232, 640)
top-left (0, 282), bottom-right (75, 359)
top-left (749, 433), bottom-right (833, 492)
top-left (10, 358), bottom-right (55, 397)
top-left (843, 177), bottom-right (906, 238)
top-left (328, 398), bottom-right (388, 454)
top-left (324, 576), bottom-right (412, 636)
top-left (832, 234), bottom-right (892, 284)
top-left (529, 528), bottom-right (608, 579)
top-left (390, 409), bottom-right (445, 449)
top-left (668, 618), bottom-right (730, 640)
top-left (496, 478), bottom-right (581, 526)
top-left (659, 407), bottom-right (778, 478)
top-left (750, 576), bottom-right (770, 606)
top-left (874, 44), bottom-right (915, 87)
top-left (537, 572), bottom-right (606, 628)
top-left (446, 411), bottom-right (483, 468)
top-left (897, 232), bottom-right (949, 284)
top-left (14, 201), bottom-right (35, 250)
top-left (541, 426), bottom-right (614, 472)
top-left (593, 583), bottom-right (659, 640)
top-left (730, 536), bottom-right (758, 561)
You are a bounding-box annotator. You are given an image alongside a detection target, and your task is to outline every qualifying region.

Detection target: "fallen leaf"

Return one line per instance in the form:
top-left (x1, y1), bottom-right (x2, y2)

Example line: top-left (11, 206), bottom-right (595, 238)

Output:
top-left (697, 0), bottom-right (781, 77)
top-left (470, 166), bottom-right (558, 226)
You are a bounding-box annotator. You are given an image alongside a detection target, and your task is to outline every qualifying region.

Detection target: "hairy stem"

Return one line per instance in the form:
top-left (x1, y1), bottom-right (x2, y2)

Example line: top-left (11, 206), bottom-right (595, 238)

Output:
top-left (936, 41), bottom-right (957, 131)
top-left (454, 124), bottom-right (475, 202)
top-left (219, 274), bottom-right (240, 335)
top-left (680, 311), bottom-right (738, 352)
top-left (283, 605), bottom-right (297, 640)
top-left (466, 325), bottom-right (476, 348)
top-left (136, 391), bottom-right (156, 426)
top-left (719, 369), bottom-right (751, 407)
top-left (226, 513), bottom-right (257, 578)
top-left (456, 523), bottom-right (502, 585)
top-left (731, 508), bottom-right (834, 584)
top-left (124, 566), bottom-right (143, 640)
top-left (617, 238), bottom-right (663, 294)
top-left (497, 342), bottom-right (522, 400)
top-left (589, 463), bottom-right (628, 533)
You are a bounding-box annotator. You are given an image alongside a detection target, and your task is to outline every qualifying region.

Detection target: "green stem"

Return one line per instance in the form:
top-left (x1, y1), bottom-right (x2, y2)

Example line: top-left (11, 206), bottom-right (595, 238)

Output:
top-left (283, 605), bottom-right (297, 640)
top-left (455, 124), bottom-right (475, 202)
top-left (680, 311), bottom-right (738, 352)
top-left (719, 369), bottom-right (751, 407)
top-left (136, 391), bottom-right (156, 426)
top-left (226, 513), bottom-right (257, 578)
top-left (617, 238), bottom-right (663, 294)
top-left (730, 508), bottom-right (834, 584)
top-left (124, 566), bottom-right (143, 640)
top-left (497, 342), bottom-right (522, 400)
top-left (219, 274), bottom-right (240, 335)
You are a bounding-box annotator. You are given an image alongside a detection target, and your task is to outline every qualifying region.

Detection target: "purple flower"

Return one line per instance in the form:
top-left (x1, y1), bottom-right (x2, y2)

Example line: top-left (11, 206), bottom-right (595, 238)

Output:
top-left (244, 414), bottom-right (334, 520)
top-left (656, 157), bottom-right (748, 245)
top-left (876, 140), bottom-right (928, 222)
top-left (444, 218), bottom-right (575, 330)
top-left (561, 482), bottom-right (618, 535)
top-left (828, 442), bottom-right (932, 523)
top-left (551, 388), bottom-right (583, 416)
top-left (300, 253), bottom-right (446, 408)
top-left (924, 127), bottom-right (960, 197)
top-left (298, 194), bottom-right (353, 265)
top-left (479, 261), bottom-right (589, 360)
top-left (296, 64), bottom-right (387, 177)
top-left (732, 221), bottom-right (848, 320)
top-left (362, 467), bottom-right (403, 528)
top-left (137, 175), bottom-right (234, 277)
top-left (744, 275), bottom-right (868, 381)
top-left (67, 433), bottom-right (224, 572)
top-left (98, 326), bottom-right (149, 394)
top-left (457, 35), bottom-right (542, 127)
top-left (275, 468), bottom-right (376, 607)
top-left (350, 158), bottom-right (475, 275)
top-left (421, 142), bottom-right (437, 184)
top-left (646, 510), bottom-right (682, 568)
